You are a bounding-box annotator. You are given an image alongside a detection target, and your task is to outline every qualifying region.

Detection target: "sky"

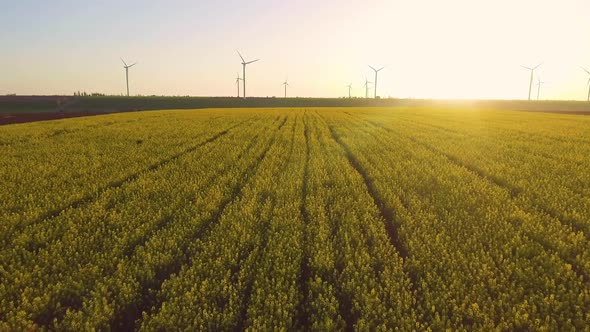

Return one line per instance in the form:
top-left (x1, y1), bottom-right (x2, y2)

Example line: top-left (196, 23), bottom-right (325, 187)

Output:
top-left (1, 0), bottom-right (589, 100)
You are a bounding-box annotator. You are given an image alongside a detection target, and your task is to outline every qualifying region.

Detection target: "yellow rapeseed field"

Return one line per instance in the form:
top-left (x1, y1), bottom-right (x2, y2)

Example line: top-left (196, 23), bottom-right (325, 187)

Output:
top-left (1, 107), bottom-right (589, 330)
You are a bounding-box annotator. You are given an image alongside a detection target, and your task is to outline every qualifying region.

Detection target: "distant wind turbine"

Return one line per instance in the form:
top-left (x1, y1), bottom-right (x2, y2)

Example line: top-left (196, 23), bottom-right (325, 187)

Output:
top-left (536, 78), bottom-right (545, 101)
top-left (521, 63), bottom-right (542, 101)
top-left (282, 79), bottom-right (290, 98)
top-left (363, 77), bottom-right (372, 99)
top-left (121, 58), bottom-right (137, 97)
top-left (369, 65), bottom-right (385, 98)
top-left (347, 83), bottom-right (352, 98)
top-left (235, 73), bottom-right (242, 98)
top-left (238, 51), bottom-right (259, 99)
top-left (582, 67), bottom-right (590, 102)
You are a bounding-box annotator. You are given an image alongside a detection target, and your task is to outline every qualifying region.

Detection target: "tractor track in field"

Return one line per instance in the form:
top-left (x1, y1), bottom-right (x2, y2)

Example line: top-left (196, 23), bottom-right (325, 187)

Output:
top-left (322, 118), bottom-right (421, 331)
top-left (118, 126), bottom-right (269, 260)
top-left (327, 125), bottom-right (410, 261)
top-left (360, 119), bottom-right (590, 281)
top-left (114, 116), bottom-right (287, 331)
top-left (296, 112), bottom-right (312, 330)
top-left (116, 116), bottom-right (285, 261)
top-left (1, 119), bottom-right (252, 248)
top-left (234, 202), bottom-right (275, 332)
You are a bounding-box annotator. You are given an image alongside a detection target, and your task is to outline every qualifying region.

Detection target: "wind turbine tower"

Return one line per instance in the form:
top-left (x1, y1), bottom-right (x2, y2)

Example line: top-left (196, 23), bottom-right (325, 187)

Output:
top-left (238, 51), bottom-right (259, 99)
top-left (521, 63), bottom-right (542, 101)
top-left (582, 67), bottom-right (590, 102)
top-left (369, 65), bottom-right (385, 98)
top-left (347, 83), bottom-right (352, 98)
top-left (282, 79), bottom-right (290, 98)
top-left (363, 77), bottom-right (372, 99)
top-left (121, 58), bottom-right (137, 97)
top-left (536, 78), bottom-right (545, 101)
top-left (235, 74), bottom-right (242, 98)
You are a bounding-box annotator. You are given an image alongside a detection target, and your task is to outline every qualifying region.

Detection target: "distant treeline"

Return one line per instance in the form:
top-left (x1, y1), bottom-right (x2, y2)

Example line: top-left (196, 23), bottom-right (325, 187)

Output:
top-left (1, 95), bottom-right (589, 114)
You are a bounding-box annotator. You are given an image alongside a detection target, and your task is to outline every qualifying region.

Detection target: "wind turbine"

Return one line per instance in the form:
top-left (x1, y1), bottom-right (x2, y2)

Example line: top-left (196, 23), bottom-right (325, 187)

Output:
top-left (347, 83), bottom-right (352, 98)
top-left (363, 77), bottom-right (372, 99)
top-left (536, 78), bottom-right (545, 101)
top-left (582, 67), bottom-right (590, 102)
top-left (121, 58), bottom-right (137, 97)
top-left (235, 73), bottom-right (242, 98)
top-left (238, 51), bottom-right (259, 99)
top-left (368, 65), bottom-right (385, 98)
top-left (521, 63), bottom-right (542, 101)
top-left (282, 79), bottom-right (290, 98)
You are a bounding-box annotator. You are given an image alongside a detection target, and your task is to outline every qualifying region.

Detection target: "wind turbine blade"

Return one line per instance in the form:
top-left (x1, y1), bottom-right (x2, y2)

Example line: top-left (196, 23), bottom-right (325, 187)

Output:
top-left (377, 66), bottom-right (385, 72)
top-left (521, 65), bottom-right (532, 70)
top-left (587, 77), bottom-right (590, 86)
top-left (237, 51), bottom-right (245, 62)
top-left (368, 65), bottom-right (376, 71)
top-left (121, 58), bottom-right (128, 67)
top-left (582, 67), bottom-right (590, 75)
top-left (246, 59), bottom-right (260, 64)
top-left (533, 62), bottom-right (543, 70)
top-left (128, 62), bottom-right (137, 68)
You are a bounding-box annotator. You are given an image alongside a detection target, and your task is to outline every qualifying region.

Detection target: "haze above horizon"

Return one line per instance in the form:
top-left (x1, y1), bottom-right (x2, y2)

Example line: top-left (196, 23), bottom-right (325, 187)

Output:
top-left (1, 0), bottom-right (589, 100)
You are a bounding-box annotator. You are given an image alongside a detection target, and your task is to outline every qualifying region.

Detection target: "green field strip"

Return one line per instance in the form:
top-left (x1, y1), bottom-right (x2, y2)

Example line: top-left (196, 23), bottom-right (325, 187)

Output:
top-left (328, 114), bottom-right (589, 329)
top-left (138, 114), bottom-right (297, 331)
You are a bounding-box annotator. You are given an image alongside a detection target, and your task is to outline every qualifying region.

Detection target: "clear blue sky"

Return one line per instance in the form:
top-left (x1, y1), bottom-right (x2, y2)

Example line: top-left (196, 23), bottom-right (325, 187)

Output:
top-left (1, 0), bottom-right (589, 99)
